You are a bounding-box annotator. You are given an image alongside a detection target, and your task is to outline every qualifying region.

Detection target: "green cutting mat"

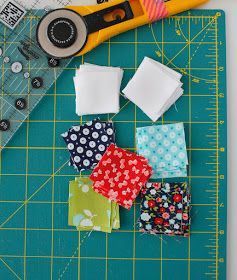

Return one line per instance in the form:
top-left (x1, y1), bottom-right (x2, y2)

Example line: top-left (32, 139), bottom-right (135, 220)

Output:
top-left (0, 10), bottom-right (227, 280)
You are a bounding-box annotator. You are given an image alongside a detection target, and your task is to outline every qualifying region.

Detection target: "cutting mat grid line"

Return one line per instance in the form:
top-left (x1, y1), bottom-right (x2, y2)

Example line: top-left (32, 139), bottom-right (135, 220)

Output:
top-left (0, 10), bottom-right (226, 280)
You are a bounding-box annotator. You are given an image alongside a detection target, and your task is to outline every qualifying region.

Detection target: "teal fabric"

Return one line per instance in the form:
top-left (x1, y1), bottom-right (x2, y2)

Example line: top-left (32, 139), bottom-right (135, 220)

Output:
top-left (136, 123), bottom-right (188, 178)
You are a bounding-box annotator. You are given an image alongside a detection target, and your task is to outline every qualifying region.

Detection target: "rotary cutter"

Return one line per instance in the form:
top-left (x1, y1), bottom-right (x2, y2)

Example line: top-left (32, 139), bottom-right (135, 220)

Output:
top-left (36, 0), bottom-right (209, 59)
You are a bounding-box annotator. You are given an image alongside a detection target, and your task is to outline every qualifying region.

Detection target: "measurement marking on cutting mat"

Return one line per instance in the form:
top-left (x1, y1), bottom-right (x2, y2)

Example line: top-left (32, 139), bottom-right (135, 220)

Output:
top-left (23, 14), bottom-right (32, 280)
top-left (58, 232), bottom-right (91, 280)
top-left (0, 10), bottom-right (226, 280)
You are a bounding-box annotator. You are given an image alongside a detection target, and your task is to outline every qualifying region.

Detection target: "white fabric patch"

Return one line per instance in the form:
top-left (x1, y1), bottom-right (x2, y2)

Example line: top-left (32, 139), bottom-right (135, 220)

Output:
top-left (74, 63), bottom-right (123, 116)
top-left (122, 57), bottom-right (184, 122)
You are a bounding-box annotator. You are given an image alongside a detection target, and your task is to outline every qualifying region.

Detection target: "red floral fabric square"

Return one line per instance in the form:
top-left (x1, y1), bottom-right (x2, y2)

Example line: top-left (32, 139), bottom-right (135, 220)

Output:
top-left (90, 144), bottom-right (152, 209)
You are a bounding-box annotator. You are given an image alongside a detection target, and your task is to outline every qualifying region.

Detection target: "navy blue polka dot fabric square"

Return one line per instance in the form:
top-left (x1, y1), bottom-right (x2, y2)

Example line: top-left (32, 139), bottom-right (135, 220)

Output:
top-left (61, 119), bottom-right (115, 172)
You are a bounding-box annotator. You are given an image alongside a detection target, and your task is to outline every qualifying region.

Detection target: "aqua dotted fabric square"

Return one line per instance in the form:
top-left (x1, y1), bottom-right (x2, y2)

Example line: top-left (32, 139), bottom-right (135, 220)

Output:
top-left (136, 123), bottom-right (188, 179)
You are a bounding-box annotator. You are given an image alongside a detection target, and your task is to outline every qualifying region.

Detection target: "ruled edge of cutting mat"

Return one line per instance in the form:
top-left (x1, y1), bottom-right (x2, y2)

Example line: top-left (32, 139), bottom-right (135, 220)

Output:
top-left (0, 9), bottom-right (227, 280)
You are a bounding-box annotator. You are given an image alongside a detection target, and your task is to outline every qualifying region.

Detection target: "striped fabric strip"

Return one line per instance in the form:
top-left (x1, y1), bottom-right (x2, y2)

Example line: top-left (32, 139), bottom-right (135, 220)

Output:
top-left (142, 0), bottom-right (169, 22)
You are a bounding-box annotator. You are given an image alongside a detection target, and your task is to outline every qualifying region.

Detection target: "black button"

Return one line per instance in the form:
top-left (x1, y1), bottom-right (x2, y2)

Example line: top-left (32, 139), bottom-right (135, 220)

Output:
top-left (0, 119), bottom-right (10, 131)
top-left (31, 77), bottom-right (43, 89)
top-left (48, 57), bottom-right (60, 67)
top-left (47, 18), bottom-right (77, 48)
top-left (15, 98), bottom-right (27, 110)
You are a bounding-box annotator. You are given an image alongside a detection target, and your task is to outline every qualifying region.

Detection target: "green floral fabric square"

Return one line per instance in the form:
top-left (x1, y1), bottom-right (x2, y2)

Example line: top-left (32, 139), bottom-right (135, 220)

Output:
top-left (68, 177), bottom-right (120, 233)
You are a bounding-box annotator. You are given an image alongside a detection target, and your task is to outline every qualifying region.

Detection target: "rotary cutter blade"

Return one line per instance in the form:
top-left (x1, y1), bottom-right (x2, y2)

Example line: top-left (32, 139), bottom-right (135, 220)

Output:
top-left (36, 9), bottom-right (88, 59)
top-left (37, 2), bottom-right (134, 59)
top-left (36, 0), bottom-right (209, 59)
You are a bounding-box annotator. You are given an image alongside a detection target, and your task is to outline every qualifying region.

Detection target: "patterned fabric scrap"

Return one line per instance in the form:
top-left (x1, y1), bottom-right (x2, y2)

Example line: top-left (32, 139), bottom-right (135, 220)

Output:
top-left (68, 177), bottom-right (120, 233)
top-left (61, 118), bottom-right (115, 172)
top-left (90, 144), bottom-right (152, 210)
top-left (136, 122), bottom-right (188, 178)
top-left (139, 182), bottom-right (191, 237)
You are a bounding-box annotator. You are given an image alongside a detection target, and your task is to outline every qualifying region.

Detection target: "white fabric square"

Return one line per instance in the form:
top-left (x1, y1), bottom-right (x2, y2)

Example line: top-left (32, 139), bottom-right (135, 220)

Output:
top-left (145, 57), bottom-right (182, 81)
top-left (75, 71), bottom-right (119, 115)
top-left (77, 63), bottom-right (124, 84)
top-left (122, 57), bottom-right (183, 122)
top-left (74, 64), bottom-right (123, 116)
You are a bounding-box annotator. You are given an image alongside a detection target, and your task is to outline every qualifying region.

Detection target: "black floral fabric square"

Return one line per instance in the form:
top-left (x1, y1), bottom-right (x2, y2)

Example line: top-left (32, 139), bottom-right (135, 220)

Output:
top-left (139, 182), bottom-right (191, 237)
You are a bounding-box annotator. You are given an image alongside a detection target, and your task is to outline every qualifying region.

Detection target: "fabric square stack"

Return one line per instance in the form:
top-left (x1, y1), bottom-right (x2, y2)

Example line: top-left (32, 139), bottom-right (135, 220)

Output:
top-left (123, 57), bottom-right (183, 122)
top-left (69, 177), bottom-right (120, 233)
top-left (74, 63), bottom-right (123, 116)
top-left (136, 122), bottom-right (188, 178)
top-left (61, 118), bottom-right (115, 172)
top-left (139, 182), bottom-right (191, 237)
top-left (90, 144), bottom-right (152, 209)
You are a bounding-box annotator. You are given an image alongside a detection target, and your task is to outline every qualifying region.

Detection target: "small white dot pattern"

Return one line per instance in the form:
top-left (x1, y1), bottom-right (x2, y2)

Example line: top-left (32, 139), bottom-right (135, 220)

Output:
top-left (61, 119), bottom-right (115, 172)
top-left (136, 123), bottom-right (188, 178)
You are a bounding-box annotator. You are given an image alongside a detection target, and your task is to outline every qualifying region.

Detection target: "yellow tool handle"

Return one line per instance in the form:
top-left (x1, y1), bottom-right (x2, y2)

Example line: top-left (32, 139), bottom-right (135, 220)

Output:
top-left (67, 0), bottom-right (209, 56)
top-left (165, 0), bottom-right (209, 16)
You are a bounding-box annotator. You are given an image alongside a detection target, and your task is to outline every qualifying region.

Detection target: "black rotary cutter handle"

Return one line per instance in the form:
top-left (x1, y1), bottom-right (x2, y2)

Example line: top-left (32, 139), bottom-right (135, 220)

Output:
top-left (84, 1), bottom-right (134, 34)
